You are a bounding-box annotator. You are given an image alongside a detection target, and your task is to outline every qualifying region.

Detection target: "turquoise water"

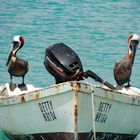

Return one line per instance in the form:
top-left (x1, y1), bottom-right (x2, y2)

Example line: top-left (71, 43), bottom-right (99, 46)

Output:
top-left (0, 0), bottom-right (140, 139)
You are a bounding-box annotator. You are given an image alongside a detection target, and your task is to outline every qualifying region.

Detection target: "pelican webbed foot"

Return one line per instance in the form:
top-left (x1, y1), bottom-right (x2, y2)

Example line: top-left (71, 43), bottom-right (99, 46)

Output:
top-left (9, 83), bottom-right (17, 91)
top-left (124, 82), bottom-right (131, 88)
top-left (18, 83), bottom-right (27, 91)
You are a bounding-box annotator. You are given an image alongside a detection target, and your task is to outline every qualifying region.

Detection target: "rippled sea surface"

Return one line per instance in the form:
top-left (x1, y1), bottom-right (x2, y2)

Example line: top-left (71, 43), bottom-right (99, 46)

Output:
top-left (0, 0), bottom-right (140, 139)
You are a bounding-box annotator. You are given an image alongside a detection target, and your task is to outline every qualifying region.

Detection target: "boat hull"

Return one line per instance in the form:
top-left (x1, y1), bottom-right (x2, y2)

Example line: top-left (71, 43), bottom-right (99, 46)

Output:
top-left (0, 81), bottom-right (140, 140)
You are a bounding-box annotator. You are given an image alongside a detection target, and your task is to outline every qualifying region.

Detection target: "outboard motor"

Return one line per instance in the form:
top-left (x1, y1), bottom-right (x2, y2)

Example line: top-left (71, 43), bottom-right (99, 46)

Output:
top-left (44, 42), bottom-right (116, 90)
top-left (44, 43), bottom-right (83, 84)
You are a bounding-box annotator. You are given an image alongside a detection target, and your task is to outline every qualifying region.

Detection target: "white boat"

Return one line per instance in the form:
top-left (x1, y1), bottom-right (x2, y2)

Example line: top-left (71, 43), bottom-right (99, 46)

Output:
top-left (0, 81), bottom-right (140, 140)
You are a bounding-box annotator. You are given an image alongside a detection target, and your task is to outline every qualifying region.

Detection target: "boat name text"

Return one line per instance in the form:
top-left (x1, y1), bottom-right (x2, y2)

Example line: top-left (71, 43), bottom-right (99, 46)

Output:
top-left (39, 101), bottom-right (57, 122)
top-left (95, 102), bottom-right (112, 123)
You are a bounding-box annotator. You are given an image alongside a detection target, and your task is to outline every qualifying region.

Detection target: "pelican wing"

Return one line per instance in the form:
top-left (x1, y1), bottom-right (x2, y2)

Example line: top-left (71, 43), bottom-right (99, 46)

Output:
top-left (114, 60), bottom-right (132, 86)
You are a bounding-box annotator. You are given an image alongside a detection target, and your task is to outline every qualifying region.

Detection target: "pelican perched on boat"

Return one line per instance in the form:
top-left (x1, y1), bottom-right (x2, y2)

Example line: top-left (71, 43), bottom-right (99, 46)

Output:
top-left (114, 34), bottom-right (140, 87)
top-left (6, 35), bottom-right (29, 90)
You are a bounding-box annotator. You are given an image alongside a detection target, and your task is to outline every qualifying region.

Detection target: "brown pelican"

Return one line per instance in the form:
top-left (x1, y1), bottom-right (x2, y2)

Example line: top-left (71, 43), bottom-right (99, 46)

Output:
top-left (6, 35), bottom-right (29, 90)
top-left (114, 34), bottom-right (140, 87)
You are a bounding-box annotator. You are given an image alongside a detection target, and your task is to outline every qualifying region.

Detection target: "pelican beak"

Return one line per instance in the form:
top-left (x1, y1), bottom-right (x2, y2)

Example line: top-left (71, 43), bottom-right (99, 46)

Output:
top-left (6, 51), bottom-right (12, 66)
top-left (11, 41), bottom-right (20, 53)
top-left (6, 41), bottom-right (19, 66)
top-left (129, 40), bottom-right (139, 50)
top-left (130, 40), bottom-right (139, 65)
top-left (132, 41), bottom-right (138, 53)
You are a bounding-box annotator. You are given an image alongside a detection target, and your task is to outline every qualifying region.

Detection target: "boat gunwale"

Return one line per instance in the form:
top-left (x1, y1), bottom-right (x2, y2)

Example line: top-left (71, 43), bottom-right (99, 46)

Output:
top-left (0, 81), bottom-right (140, 106)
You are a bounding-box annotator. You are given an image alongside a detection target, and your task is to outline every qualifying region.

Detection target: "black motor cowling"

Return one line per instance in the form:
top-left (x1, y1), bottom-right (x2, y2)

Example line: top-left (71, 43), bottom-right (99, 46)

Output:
top-left (44, 43), bottom-right (83, 84)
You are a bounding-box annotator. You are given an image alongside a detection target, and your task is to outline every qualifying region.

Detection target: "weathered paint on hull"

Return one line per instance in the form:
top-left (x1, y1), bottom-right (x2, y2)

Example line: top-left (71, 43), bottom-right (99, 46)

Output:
top-left (5, 132), bottom-right (136, 140)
